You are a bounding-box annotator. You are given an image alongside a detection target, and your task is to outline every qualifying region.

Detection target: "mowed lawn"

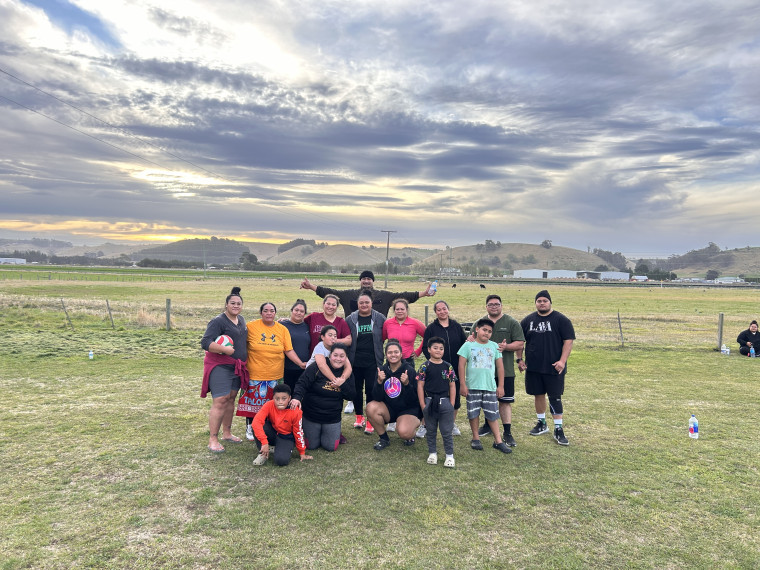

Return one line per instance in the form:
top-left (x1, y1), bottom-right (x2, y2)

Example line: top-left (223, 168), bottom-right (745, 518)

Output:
top-left (0, 276), bottom-right (758, 569)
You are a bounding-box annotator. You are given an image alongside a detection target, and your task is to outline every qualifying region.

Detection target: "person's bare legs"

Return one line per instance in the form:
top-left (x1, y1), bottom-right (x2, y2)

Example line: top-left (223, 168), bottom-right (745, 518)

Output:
top-left (209, 391), bottom-right (236, 450)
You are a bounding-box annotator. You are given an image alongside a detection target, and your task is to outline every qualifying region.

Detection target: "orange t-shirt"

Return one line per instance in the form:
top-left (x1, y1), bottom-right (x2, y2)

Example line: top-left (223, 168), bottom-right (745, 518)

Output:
top-left (246, 320), bottom-right (293, 380)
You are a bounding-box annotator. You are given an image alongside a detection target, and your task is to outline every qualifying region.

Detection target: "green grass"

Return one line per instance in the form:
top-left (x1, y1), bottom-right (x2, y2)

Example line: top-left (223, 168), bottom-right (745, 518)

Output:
top-left (1, 277), bottom-right (758, 569)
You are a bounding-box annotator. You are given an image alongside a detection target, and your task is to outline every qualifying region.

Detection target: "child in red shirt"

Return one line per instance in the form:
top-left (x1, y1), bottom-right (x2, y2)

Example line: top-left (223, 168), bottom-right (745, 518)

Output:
top-left (252, 384), bottom-right (312, 466)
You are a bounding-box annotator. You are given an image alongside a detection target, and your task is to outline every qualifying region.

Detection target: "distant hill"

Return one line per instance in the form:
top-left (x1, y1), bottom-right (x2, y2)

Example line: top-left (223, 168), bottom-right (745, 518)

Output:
top-left (642, 244), bottom-right (760, 278)
top-left (0, 238), bottom-right (74, 254)
top-left (135, 237), bottom-right (248, 265)
top-left (415, 243), bottom-right (611, 273)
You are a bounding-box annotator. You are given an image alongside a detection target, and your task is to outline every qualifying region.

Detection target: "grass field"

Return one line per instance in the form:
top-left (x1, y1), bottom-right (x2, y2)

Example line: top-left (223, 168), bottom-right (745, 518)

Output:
top-left (1, 276), bottom-right (758, 569)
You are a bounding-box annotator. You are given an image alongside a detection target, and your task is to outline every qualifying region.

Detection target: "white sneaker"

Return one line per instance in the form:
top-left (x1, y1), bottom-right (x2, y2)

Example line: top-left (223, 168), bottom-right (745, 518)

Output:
top-left (387, 422), bottom-right (396, 432)
top-left (252, 454), bottom-right (267, 466)
top-left (344, 401), bottom-right (354, 414)
top-left (451, 424), bottom-right (461, 436)
top-left (416, 425), bottom-right (427, 438)
top-left (246, 425), bottom-right (254, 441)
top-left (444, 456), bottom-right (455, 468)
top-left (427, 453), bottom-right (438, 465)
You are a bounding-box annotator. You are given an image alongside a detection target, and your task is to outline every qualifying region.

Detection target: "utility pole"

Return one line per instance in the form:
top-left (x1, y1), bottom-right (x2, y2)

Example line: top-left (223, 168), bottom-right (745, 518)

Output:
top-left (381, 230), bottom-right (396, 288)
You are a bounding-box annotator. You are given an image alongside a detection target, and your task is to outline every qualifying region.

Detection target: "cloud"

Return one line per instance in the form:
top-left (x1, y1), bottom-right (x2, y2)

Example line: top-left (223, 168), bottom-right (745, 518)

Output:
top-left (1, 0), bottom-right (759, 254)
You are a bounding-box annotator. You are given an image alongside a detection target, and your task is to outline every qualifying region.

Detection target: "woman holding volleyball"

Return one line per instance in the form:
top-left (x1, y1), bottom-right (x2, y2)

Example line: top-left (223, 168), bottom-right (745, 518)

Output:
top-left (200, 286), bottom-right (249, 453)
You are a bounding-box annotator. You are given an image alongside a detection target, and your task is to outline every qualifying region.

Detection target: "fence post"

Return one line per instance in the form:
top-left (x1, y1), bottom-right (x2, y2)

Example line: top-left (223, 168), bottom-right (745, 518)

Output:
top-left (717, 312), bottom-right (724, 351)
top-left (617, 311), bottom-right (625, 348)
top-left (166, 298), bottom-right (172, 331)
top-left (424, 305), bottom-right (429, 326)
top-left (106, 300), bottom-right (115, 329)
top-left (61, 298), bottom-right (74, 330)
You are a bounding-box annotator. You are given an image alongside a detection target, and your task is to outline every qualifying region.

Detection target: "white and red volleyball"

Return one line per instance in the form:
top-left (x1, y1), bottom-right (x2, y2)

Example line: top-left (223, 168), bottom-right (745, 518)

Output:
top-left (215, 335), bottom-right (234, 347)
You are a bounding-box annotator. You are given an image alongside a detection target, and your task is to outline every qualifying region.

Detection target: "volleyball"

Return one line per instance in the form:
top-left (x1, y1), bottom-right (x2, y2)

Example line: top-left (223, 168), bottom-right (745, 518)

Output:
top-left (215, 335), bottom-right (234, 347)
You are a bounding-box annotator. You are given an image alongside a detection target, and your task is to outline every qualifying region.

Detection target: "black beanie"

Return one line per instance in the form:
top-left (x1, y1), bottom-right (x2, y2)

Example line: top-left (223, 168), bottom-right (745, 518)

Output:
top-left (535, 290), bottom-right (551, 302)
top-left (360, 270), bottom-right (375, 281)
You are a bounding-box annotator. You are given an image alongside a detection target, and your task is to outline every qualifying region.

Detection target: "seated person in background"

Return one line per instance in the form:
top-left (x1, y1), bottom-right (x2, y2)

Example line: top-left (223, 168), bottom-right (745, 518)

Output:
top-left (736, 320), bottom-right (760, 356)
top-left (251, 384), bottom-right (312, 466)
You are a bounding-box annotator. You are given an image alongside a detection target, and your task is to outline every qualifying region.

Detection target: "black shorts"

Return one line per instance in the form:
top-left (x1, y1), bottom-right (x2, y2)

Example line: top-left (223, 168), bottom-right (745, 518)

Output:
top-left (497, 376), bottom-right (515, 403)
top-left (525, 371), bottom-right (565, 398)
top-left (389, 407), bottom-right (423, 423)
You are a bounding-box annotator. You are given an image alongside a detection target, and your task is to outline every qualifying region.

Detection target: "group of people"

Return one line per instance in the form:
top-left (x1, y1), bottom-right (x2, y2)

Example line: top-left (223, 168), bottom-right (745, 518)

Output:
top-left (200, 270), bottom-right (576, 468)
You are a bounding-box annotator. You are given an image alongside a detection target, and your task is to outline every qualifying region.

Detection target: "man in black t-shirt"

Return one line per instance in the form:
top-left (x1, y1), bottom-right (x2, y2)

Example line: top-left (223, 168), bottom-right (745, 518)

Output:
top-left (517, 290), bottom-right (575, 446)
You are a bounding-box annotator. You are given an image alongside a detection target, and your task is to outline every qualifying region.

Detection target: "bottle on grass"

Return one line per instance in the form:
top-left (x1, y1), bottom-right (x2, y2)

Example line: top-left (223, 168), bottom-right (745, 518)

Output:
top-left (689, 414), bottom-right (699, 439)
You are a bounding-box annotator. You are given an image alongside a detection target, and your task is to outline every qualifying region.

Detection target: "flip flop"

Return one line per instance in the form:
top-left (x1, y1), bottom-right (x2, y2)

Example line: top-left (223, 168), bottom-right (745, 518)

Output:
top-left (208, 445), bottom-right (225, 453)
top-left (221, 436), bottom-right (243, 443)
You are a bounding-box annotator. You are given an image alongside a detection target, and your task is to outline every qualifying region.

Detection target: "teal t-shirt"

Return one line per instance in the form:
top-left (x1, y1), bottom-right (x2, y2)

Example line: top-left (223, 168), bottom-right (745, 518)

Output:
top-left (457, 340), bottom-right (502, 391)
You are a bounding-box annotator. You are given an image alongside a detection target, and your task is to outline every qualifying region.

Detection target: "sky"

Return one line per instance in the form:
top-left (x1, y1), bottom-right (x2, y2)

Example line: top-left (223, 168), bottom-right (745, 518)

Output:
top-left (1, 0), bottom-right (759, 257)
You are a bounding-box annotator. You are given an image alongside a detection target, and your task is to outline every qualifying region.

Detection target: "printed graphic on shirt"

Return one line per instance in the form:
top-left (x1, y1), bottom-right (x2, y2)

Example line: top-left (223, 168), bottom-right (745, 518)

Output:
top-left (384, 377), bottom-right (402, 398)
top-left (470, 345), bottom-right (496, 369)
top-left (527, 320), bottom-right (552, 333)
top-left (260, 332), bottom-right (278, 342)
top-left (357, 323), bottom-right (373, 334)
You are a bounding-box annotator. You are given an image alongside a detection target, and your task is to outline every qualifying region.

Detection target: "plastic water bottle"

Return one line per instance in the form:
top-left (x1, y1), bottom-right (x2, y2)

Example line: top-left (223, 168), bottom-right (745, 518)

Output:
top-left (689, 414), bottom-right (699, 439)
top-left (88, 349), bottom-right (94, 360)
top-left (721, 344), bottom-right (728, 355)
top-left (430, 280), bottom-right (438, 294)
top-left (751, 347), bottom-right (756, 358)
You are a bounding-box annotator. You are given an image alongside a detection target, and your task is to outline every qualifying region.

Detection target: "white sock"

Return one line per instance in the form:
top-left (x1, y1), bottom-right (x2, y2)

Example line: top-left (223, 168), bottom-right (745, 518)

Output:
top-left (445, 454), bottom-right (454, 460)
top-left (537, 413), bottom-right (546, 421)
top-left (554, 419), bottom-right (563, 428)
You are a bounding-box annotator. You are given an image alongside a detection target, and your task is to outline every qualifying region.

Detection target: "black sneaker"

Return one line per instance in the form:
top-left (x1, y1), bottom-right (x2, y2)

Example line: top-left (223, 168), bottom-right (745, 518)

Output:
top-left (403, 438), bottom-right (416, 446)
top-left (373, 438), bottom-right (391, 450)
top-left (477, 424), bottom-right (492, 437)
top-left (493, 442), bottom-right (513, 454)
top-left (470, 439), bottom-right (484, 450)
top-left (503, 432), bottom-right (517, 447)
top-left (530, 420), bottom-right (549, 436)
top-left (554, 427), bottom-right (569, 446)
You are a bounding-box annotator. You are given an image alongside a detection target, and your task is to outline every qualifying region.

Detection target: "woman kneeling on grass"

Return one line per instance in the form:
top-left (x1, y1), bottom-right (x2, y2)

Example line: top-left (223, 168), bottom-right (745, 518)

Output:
top-left (291, 343), bottom-right (356, 451)
top-left (200, 286), bottom-right (250, 453)
top-left (366, 340), bottom-right (422, 450)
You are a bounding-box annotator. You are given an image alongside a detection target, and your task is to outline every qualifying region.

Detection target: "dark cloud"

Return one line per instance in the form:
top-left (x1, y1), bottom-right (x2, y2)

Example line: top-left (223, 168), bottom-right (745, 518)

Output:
top-left (1, 1), bottom-right (760, 255)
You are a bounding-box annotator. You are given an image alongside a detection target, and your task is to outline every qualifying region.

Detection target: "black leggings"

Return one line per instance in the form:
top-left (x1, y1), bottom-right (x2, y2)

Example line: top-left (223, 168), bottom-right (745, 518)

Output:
top-left (352, 364), bottom-right (377, 416)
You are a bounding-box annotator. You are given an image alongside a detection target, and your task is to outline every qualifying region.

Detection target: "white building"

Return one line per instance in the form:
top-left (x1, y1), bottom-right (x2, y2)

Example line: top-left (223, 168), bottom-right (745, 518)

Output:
top-left (600, 271), bottom-right (630, 280)
top-left (513, 269), bottom-right (549, 278)
top-left (546, 270), bottom-right (577, 279)
top-left (0, 258), bottom-right (26, 265)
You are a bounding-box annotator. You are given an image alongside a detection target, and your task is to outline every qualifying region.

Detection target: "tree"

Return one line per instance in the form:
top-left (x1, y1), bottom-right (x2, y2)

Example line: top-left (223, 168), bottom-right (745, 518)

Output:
top-left (240, 252), bottom-right (258, 270)
top-left (594, 265), bottom-right (609, 272)
top-left (634, 262), bottom-right (649, 275)
top-left (706, 269), bottom-right (720, 281)
top-left (541, 239), bottom-right (552, 249)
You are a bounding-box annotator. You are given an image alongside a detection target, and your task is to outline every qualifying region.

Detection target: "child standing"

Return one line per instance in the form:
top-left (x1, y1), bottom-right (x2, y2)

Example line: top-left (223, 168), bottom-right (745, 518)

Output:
top-left (416, 337), bottom-right (457, 468)
top-left (457, 319), bottom-right (512, 454)
top-left (251, 384), bottom-right (312, 466)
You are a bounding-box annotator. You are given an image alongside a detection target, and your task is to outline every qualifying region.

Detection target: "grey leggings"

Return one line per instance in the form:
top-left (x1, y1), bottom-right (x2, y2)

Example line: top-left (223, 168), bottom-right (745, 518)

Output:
top-left (423, 396), bottom-right (455, 456)
top-left (302, 417), bottom-right (342, 451)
